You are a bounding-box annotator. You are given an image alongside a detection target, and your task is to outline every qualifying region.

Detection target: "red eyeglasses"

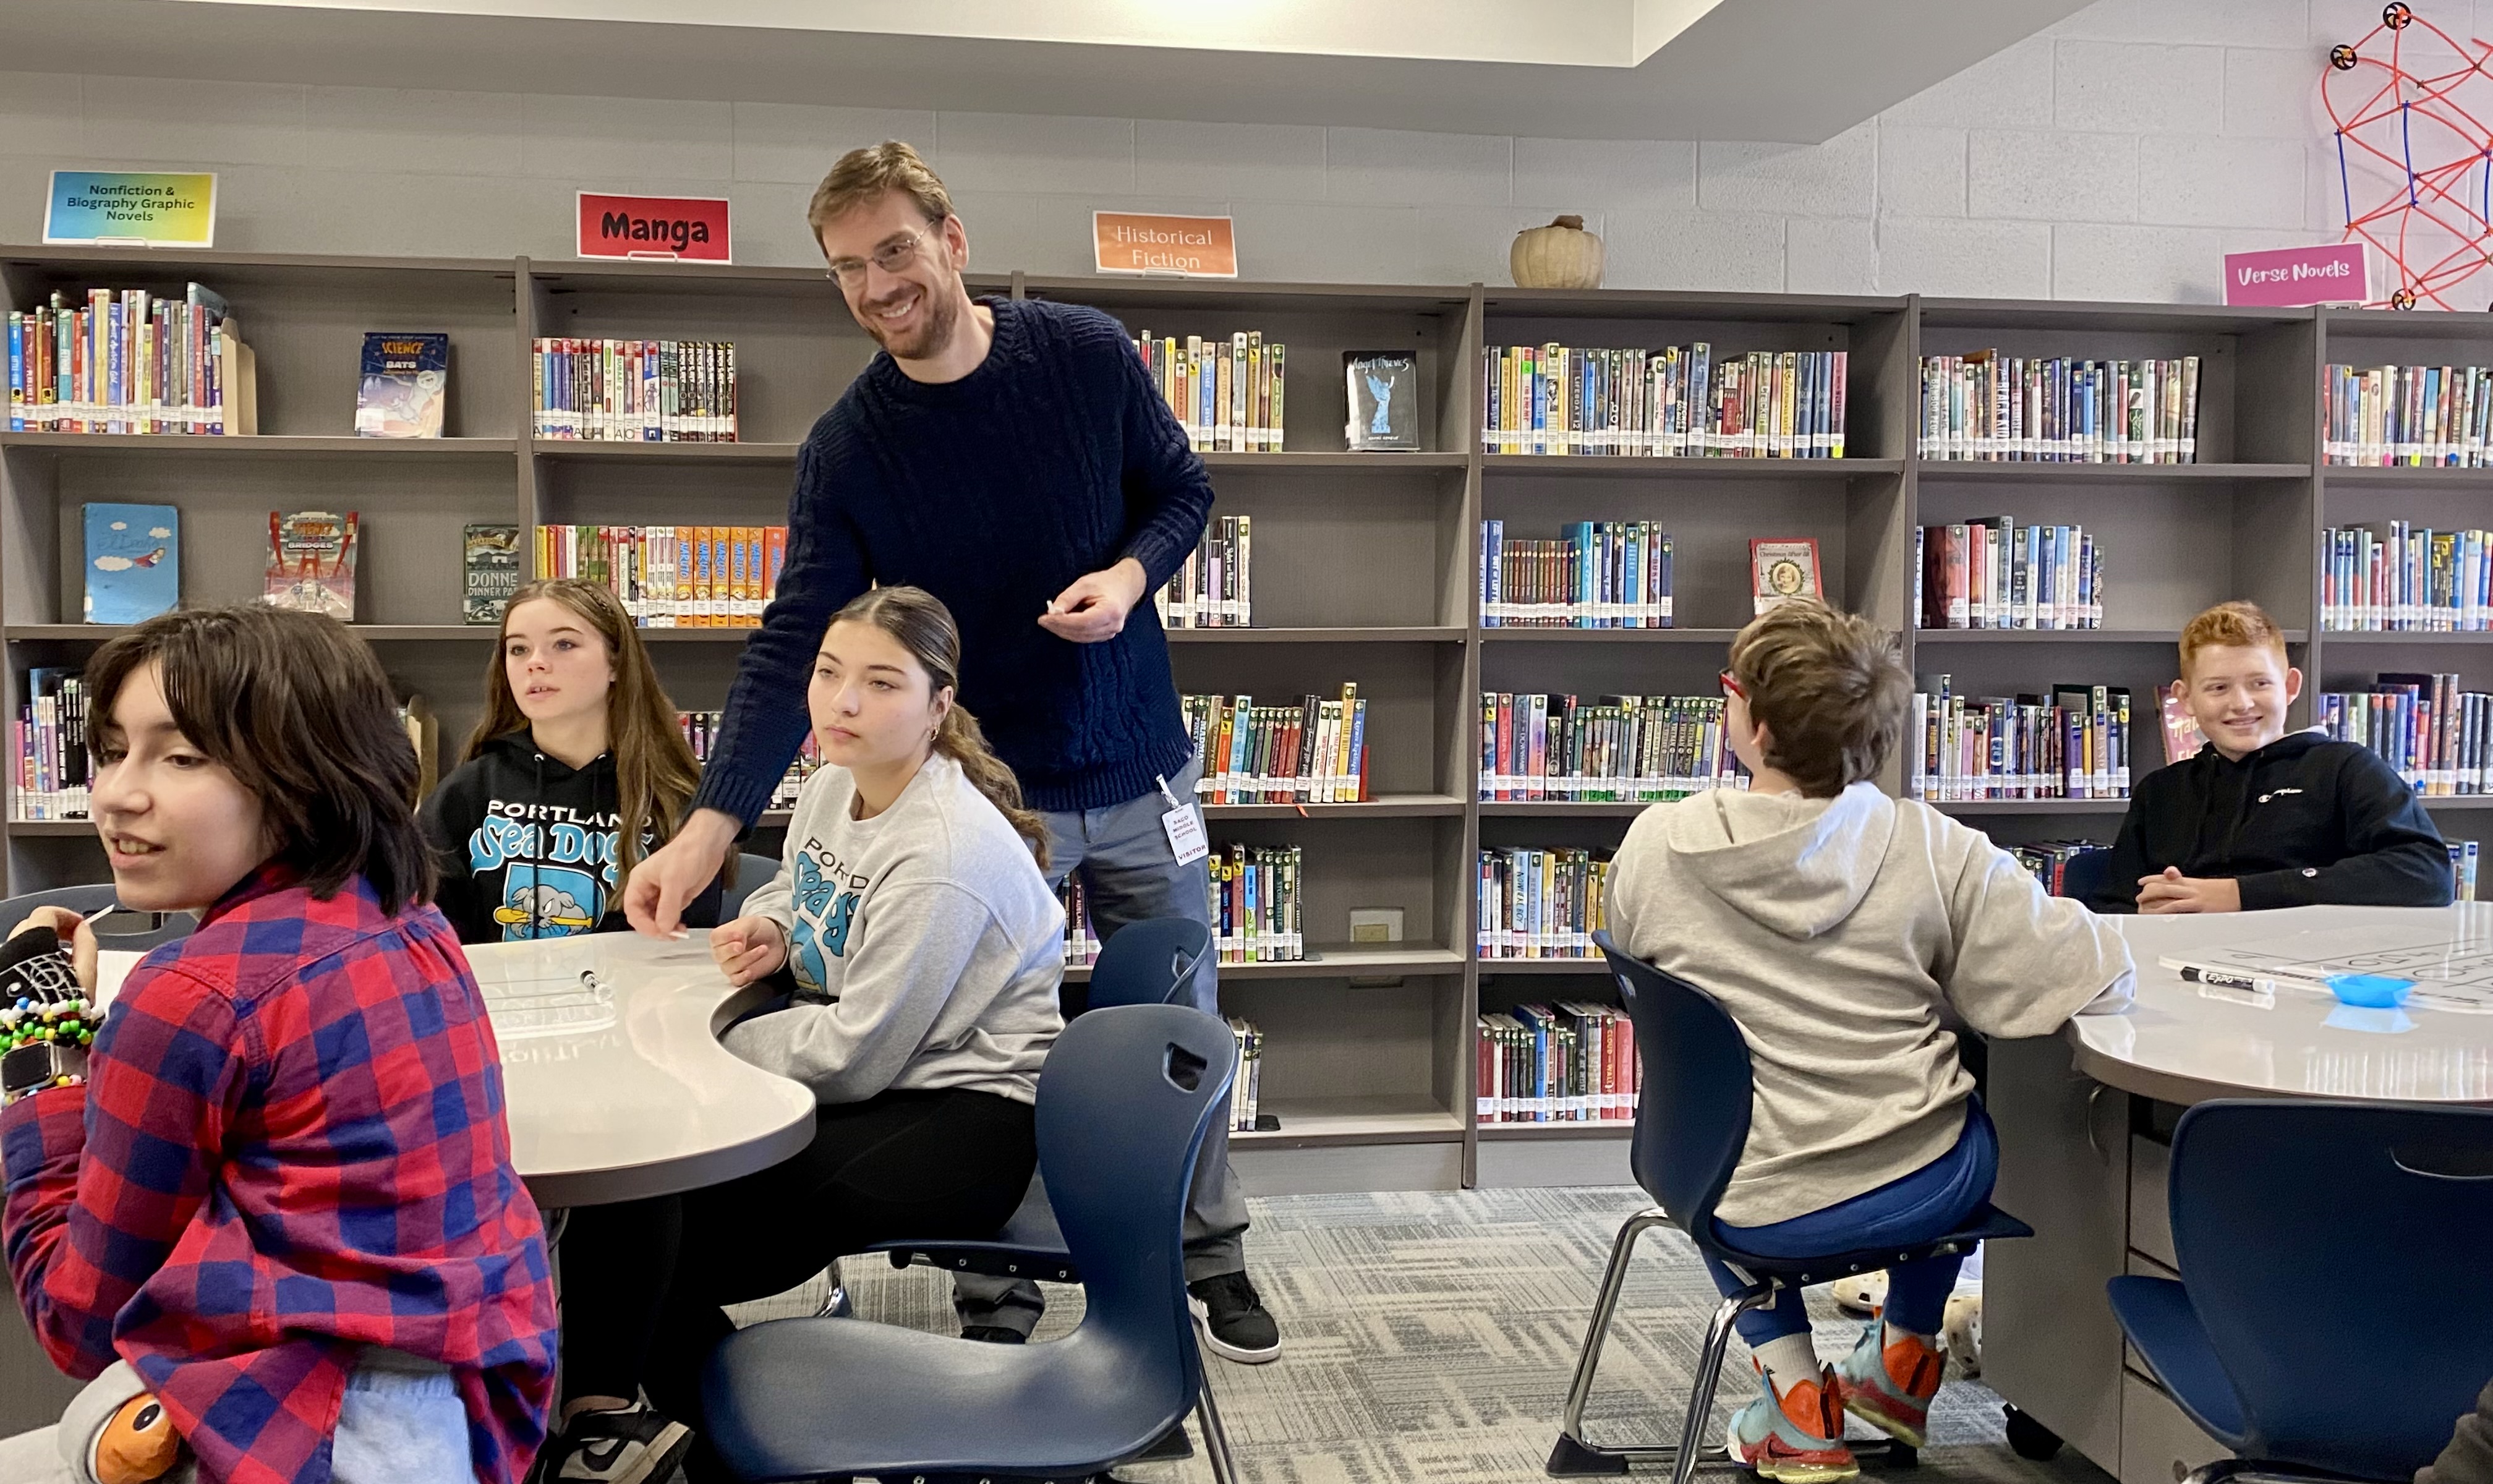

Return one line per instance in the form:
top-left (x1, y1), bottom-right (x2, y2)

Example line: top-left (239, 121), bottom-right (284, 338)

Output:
top-left (1719, 668), bottom-right (1746, 699)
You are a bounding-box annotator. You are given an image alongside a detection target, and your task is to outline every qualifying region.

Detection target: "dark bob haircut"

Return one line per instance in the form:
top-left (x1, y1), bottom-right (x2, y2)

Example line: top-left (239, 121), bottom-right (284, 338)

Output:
top-left (83, 605), bottom-right (435, 914)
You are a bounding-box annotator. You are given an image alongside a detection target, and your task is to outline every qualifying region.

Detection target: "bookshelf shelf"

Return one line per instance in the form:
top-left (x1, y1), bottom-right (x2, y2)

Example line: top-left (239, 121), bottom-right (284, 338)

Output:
top-left (1165, 626), bottom-right (1465, 644)
top-left (1912, 461), bottom-right (2308, 482)
top-left (532, 441), bottom-right (801, 464)
top-left (1232, 1098), bottom-right (1464, 1148)
top-left (1477, 1122), bottom-right (1634, 1142)
top-left (7, 248), bottom-right (2470, 1195)
top-left (1480, 627), bottom-right (1741, 644)
top-left (1199, 452), bottom-right (1468, 471)
top-left (1201, 795), bottom-right (1466, 819)
top-left (5, 623), bottom-right (498, 643)
top-left (1481, 455), bottom-right (1903, 478)
top-left (1930, 799), bottom-right (2133, 816)
top-left (1477, 957), bottom-right (1613, 974)
top-left (0, 432), bottom-right (521, 458)
top-left (2418, 796), bottom-right (2493, 809)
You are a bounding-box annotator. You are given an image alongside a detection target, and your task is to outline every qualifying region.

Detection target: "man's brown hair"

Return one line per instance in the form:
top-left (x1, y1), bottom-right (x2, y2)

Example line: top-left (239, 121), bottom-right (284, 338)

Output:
top-left (807, 140), bottom-right (953, 242)
top-left (85, 606), bottom-right (435, 913)
top-left (1727, 600), bottom-right (1912, 798)
top-left (2178, 600), bottom-right (2289, 679)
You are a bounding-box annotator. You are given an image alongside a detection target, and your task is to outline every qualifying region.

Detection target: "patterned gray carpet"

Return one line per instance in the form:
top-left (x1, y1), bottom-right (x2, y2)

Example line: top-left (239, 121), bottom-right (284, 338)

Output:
top-left (724, 1185), bottom-right (2113, 1484)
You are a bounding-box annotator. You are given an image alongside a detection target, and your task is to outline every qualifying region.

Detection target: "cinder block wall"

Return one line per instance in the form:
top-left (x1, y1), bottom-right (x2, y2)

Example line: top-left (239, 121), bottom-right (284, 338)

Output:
top-left (0, 0), bottom-right (2409, 301)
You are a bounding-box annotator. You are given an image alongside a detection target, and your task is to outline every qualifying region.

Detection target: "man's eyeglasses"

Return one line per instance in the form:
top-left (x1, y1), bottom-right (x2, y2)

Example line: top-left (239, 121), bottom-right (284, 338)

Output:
top-left (824, 223), bottom-right (941, 288)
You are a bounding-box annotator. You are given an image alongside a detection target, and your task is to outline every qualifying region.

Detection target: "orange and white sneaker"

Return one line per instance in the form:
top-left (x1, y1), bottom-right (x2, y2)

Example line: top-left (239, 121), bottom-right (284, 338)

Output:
top-left (1834, 1318), bottom-right (1945, 1448)
top-left (1724, 1362), bottom-right (1859, 1483)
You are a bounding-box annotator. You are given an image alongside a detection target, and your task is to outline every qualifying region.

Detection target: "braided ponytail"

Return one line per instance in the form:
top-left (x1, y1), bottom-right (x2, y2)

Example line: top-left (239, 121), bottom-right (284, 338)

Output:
top-left (830, 584), bottom-right (1050, 871)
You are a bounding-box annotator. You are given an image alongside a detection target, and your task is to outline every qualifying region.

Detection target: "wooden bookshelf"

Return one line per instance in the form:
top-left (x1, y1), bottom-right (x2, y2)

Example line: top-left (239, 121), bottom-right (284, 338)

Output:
top-left (10, 247), bottom-right (2476, 1195)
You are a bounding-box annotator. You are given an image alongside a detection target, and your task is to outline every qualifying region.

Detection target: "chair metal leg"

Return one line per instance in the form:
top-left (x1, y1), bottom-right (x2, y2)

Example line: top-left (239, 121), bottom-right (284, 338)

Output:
top-left (1548, 1208), bottom-right (1778, 1480)
top-left (1193, 1358), bottom-right (1240, 1484)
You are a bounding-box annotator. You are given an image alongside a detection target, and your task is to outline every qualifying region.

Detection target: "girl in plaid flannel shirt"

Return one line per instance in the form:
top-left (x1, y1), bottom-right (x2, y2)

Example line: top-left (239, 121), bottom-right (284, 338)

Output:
top-left (0, 607), bottom-right (560, 1484)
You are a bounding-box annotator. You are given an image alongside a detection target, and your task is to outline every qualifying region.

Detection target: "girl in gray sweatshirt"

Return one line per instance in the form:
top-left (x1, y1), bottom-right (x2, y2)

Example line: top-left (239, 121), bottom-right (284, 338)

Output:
top-left (536, 586), bottom-right (1064, 1484)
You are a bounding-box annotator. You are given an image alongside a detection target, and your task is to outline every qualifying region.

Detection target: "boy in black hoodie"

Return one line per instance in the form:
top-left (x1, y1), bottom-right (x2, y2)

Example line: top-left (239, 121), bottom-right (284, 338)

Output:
top-left (2090, 601), bottom-right (2451, 914)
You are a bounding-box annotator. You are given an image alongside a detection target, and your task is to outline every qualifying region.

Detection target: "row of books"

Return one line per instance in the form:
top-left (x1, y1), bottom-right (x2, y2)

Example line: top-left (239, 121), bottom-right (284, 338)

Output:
top-left (1916, 519), bottom-right (2105, 630)
top-left (1477, 521), bottom-right (1675, 628)
top-left (679, 710), bottom-right (819, 812)
top-left (1478, 1002), bottom-right (1641, 1124)
top-left (1478, 344), bottom-right (1849, 458)
top-left (1907, 678), bottom-right (2136, 801)
top-left (1226, 1018), bottom-right (1265, 1131)
top-left (2322, 362), bottom-right (2493, 466)
top-left (531, 338), bottom-right (738, 441)
top-left (535, 524), bottom-right (788, 628)
top-left (2317, 673), bottom-right (2493, 795)
top-left (1060, 879), bottom-right (1105, 968)
top-left (1131, 331), bottom-right (1284, 453)
top-left (2010, 842), bottom-right (2110, 898)
top-left (1479, 693), bottom-right (1744, 801)
top-left (1918, 352), bottom-right (2202, 463)
top-left (2321, 524), bottom-right (2493, 631)
top-left (6, 285), bottom-right (257, 435)
top-left (1208, 843), bottom-right (1306, 963)
top-left (1157, 516), bottom-right (1252, 629)
top-left (1180, 689), bottom-right (1370, 804)
top-left (1476, 847), bottom-right (1611, 960)
top-left (12, 668), bottom-right (90, 821)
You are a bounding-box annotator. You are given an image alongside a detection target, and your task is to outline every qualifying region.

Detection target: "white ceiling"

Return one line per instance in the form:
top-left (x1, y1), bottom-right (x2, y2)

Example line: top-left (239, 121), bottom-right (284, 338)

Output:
top-left (5, 0), bottom-right (2095, 142)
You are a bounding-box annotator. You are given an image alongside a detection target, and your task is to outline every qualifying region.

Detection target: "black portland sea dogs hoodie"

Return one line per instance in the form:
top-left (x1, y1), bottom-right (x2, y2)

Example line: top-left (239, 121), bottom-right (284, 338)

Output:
top-left (419, 730), bottom-right (721, 945)
top-left (2087, 729), bottom-right (2451, 913)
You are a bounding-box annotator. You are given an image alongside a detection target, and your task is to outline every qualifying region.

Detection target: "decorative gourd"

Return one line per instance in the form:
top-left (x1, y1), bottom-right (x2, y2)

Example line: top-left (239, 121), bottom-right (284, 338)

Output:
top-left (1511, 215), bottom-right (1604, 290)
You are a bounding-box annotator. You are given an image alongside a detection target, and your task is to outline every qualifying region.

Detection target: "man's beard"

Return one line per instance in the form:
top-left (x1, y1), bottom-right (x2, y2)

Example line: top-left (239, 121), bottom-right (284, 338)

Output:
top-left (858, 275), bottom-right (961, 361)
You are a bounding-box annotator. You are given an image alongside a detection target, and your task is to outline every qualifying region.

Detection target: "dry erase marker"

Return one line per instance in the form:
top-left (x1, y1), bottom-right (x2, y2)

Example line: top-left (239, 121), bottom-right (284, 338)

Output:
top-left (2176, 965), bottom-right (2279, 1007)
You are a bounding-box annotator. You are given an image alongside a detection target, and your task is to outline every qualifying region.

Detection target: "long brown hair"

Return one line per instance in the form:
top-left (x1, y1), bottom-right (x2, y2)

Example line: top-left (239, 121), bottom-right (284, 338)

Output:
top-left (465, 579), bottom-right (700, 885)
top-left (830, 586), bottom-right (1048, 869)
top-left (85, 606), bottom-right (435, 913)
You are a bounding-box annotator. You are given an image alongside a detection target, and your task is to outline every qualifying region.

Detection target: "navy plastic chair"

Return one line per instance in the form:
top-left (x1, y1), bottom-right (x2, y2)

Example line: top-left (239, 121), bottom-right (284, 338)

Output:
top-left (702, 1002), bottom-right (1239, 1484)
top-left (0, 884), bottom-right (195, 953)
top-left (718, 852), bottom-right (781, 920)
top-left (1548, 934), bottom-right (2032, 1481)
top-left (862, 916), bottom-right (1211, 1286)
top-left (2108, 1101), bottom-right (2493, 1484)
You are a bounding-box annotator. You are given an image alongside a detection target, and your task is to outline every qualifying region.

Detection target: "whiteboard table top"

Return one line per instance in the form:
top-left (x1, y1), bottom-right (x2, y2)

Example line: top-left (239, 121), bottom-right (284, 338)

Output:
top-left (2075, 906), bottom-right (2493, 1106)
top-left (98, 931), bottom-right (817, 1208)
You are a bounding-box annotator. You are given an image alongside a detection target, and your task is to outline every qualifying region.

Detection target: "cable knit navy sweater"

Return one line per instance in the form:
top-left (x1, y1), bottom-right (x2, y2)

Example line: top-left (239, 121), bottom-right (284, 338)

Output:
top-left (692, 297), bottom-right (1213, 822)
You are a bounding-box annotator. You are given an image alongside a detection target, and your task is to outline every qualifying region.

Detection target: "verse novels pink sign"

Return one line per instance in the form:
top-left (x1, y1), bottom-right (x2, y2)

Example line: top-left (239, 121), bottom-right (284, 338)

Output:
top-left (2224, 243), bottom-right (2368, 307)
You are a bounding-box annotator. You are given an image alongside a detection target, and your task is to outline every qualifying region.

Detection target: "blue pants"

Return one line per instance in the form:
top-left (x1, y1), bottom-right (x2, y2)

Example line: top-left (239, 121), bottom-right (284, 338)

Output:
top-left (1703, 1099), bottom-right (1998, 1346)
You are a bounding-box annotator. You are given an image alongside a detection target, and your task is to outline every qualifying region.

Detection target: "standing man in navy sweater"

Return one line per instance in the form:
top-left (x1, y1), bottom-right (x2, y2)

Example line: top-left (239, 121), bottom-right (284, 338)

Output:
top-left (622, 140), bottom-right (1278, 1362)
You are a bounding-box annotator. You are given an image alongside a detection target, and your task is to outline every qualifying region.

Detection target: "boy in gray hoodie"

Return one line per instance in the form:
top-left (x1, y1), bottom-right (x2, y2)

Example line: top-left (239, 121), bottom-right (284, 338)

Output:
top-left (1608, 600), bottom-right (2133, 1481)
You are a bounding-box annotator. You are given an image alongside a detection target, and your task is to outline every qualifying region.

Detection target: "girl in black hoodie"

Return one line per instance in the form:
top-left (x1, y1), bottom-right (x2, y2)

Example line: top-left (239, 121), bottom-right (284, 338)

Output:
top-left (422, 579), bottom-right (721, 942)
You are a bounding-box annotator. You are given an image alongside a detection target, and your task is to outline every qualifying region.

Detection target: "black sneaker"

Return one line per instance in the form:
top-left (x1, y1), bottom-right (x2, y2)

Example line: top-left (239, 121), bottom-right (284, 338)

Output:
top-left (1187, 1271), bottom-right (1281, 1363)
top-left (548, 1402), bottom-right (693, 1484)
top-left (960, 1324), bottom-right (1028, 1344)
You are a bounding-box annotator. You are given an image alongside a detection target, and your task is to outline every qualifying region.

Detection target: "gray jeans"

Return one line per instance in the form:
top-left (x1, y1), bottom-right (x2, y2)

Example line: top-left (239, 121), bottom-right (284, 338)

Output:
top-left (955, 753), bottom-right (1249, 1335)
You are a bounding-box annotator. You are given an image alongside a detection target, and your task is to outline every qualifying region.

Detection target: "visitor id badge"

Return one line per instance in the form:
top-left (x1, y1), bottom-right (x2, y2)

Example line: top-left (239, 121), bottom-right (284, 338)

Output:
top-left (1157, 775), bottom-right (1210, 866)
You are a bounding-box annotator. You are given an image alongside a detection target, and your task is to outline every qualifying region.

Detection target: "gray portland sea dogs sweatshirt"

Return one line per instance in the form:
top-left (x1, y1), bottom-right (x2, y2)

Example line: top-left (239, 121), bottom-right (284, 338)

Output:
top-left (1608, 782), bottom-right (2134, 1227)
top-left (724, 752), bottom-right (1065, 1106)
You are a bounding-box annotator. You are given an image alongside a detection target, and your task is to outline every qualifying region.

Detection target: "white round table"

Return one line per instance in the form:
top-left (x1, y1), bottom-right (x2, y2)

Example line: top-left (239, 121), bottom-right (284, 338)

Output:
top-left (2075, 905), bottom-right (2493, 1107)
top-left (99, 930), bottom-right (818, 1208)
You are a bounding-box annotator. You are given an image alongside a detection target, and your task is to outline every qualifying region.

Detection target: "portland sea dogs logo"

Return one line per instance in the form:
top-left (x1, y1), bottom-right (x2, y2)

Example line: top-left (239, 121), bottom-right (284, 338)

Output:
top-left (788, 851), bottom-right (861, 993)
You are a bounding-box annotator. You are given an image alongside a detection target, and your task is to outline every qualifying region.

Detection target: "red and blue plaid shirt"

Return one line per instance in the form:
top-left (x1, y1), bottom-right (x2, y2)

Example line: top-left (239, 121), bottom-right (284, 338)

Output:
top-left (1, 864), bottom-right (559, 1484)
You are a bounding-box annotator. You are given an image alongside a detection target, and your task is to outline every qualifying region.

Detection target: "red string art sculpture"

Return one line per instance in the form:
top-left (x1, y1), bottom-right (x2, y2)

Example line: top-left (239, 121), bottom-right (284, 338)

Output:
top-left (2325, 2), bottom-right (2493, 309)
